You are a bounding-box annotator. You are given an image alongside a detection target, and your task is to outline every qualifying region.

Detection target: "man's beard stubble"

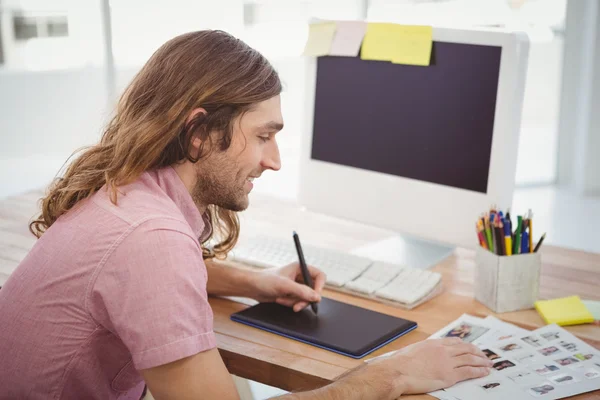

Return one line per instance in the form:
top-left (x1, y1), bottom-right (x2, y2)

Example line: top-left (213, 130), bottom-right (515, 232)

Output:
top-left (191, 160), bottom-right (249, 212)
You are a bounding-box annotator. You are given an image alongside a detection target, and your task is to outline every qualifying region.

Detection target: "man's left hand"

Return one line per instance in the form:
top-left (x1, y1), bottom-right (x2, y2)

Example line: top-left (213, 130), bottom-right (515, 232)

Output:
top-left (249, 263), bottom-right (326, 312)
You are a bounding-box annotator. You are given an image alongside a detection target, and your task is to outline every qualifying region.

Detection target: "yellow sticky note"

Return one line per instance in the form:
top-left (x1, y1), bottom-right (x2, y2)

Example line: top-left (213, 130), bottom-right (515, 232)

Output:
top-left (534, 296), bottom-right (595, 326)
top-left (303, 22), bottom-right (337, 57)
top-left (391, 25), bottom-right (433, 66)
top-left (360, 23), bottom-right (399, 62)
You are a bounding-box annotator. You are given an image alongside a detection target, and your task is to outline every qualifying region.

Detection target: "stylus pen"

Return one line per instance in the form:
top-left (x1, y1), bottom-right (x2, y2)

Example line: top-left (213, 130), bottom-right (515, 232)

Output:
top-left (292, 231), bottom-right (318, 315)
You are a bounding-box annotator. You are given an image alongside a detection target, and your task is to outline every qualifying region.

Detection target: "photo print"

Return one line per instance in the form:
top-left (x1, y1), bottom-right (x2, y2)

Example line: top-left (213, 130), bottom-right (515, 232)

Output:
top-left (492, 360), bottom-right (516, 371)
top-left (549, 374), bottom-right (579, 386)
top-left (555, 357), bottom-right (580, 367)
top-left (482, 349), bottom-right (500, 360)
top-left (499, 343), bottom-right (522, 352)
top-left (522, 335), bottom-right (544, 347)
top-left (558, 341), bottom-right (578, 352)
top-left (442, 322), bottom-right (489, 344)
top-left (480, 381), bottom-right (502, 392)
top-left (528, 383), bottom-right (555, 397)
top-left (539, 346), bottom-right (561, 357)
top-left (574, 353), bottom-right (594, 362)
top-left (540, 332), bottom-right (560, 341)
top-left (534, 364), bottom-right (560, 376)
top-left (584, 369), bottom-right (600, 380)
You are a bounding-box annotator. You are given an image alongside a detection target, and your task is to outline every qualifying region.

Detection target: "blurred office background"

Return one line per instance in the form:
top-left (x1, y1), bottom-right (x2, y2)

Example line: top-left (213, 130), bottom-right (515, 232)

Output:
top-left (1, 1), bottom-right (599, 248)
top-left (0, 0), bottom-right (599, 398)
top-left (2, 0), bottom-right (599, 247)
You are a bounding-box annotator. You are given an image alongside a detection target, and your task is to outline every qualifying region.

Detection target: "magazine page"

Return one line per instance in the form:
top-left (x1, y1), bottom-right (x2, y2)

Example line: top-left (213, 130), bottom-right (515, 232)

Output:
top-left (428, 314), bottom-right (527, 399)
top-left (442, 323), bottom-right (600, 399)
top-left (365, 314), bottom-right (599, 399)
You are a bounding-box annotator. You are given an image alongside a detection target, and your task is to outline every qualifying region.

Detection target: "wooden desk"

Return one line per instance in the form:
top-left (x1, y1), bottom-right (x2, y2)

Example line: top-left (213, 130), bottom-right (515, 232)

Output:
top-left (1, 191), bottom-right (599, 399)
top-left (212, 194), bottom-right (600, 399)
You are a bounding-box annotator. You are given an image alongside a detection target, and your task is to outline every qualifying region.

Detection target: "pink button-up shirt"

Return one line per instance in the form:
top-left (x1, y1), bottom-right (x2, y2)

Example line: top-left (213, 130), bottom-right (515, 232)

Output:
top-left (0, 167), bottom-right (216, 399)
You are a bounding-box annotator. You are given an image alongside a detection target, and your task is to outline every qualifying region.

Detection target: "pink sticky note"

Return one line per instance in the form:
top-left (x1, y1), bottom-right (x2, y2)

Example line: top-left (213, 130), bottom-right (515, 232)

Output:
top-left (329, 21), bottom-right (367, 57)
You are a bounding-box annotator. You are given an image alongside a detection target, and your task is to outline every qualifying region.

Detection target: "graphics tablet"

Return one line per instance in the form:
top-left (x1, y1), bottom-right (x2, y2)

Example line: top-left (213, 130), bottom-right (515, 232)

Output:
top-left (231, 297), bottom-right (417, 358)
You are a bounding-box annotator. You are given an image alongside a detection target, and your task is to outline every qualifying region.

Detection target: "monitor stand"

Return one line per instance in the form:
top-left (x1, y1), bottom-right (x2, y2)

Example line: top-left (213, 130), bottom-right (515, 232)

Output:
top-left (349, 235), bottom-right (455, 269)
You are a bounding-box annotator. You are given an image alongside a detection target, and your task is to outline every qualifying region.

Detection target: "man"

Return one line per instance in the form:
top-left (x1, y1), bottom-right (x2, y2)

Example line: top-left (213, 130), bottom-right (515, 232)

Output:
top-left (0, 30), bottom-right (492, 399)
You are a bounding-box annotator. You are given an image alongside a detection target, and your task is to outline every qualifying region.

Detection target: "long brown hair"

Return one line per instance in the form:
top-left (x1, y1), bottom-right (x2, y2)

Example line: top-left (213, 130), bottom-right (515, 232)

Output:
top-left (29, 30), bottom-right (282, 259)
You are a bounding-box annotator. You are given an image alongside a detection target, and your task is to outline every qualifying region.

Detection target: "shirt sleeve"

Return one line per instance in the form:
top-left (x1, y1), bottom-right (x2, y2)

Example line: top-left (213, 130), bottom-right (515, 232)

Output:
top-left (88, 219), bottom-right (216, 370)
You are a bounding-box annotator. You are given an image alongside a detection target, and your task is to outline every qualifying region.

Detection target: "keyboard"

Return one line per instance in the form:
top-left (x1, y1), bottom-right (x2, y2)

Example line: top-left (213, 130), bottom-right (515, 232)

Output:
top-left (228, 235), bottom-right (443, 309)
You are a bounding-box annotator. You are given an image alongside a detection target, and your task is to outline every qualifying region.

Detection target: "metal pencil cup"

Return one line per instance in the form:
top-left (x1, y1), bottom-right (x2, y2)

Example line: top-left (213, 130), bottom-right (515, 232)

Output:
top-left (474, 246), bottom-right (541, 313)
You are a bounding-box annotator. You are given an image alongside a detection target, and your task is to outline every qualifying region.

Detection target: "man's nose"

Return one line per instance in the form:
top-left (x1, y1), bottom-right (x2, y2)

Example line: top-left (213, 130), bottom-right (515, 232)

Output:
top-left (262, 141), bottom-right (281, 171)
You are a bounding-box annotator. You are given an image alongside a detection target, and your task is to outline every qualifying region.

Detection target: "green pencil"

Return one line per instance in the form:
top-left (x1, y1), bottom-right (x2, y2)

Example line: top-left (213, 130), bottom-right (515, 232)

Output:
top-left (513, 216), bottom-right (522, 255)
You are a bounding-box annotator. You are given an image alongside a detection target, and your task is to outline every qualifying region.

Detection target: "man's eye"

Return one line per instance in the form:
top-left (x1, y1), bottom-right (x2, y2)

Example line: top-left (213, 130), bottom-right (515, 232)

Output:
top-left (259, 136), bottom-right (270, 142)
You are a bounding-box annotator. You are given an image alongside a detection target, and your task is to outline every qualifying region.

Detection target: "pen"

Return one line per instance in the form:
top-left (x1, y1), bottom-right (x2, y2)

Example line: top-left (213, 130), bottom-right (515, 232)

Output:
top-left (533, 233), bottom-right (546, 252)
top-left (522, 218), bottom-right (529, 252)
top-left (292, 231), bottom-right (318, 314)
top-left (506, 208), bottom-right (512, 230)
top-left (521, 230), bottom-right (529, 254)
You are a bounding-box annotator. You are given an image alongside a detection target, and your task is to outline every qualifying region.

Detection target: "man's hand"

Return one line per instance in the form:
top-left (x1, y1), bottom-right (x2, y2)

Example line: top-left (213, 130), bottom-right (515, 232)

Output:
top-left (280, 338), bottom-right (492, 400)
top-left (248, 263), bottom-right (327, 312)
top-left (363, 338), bottom-right (493, 396)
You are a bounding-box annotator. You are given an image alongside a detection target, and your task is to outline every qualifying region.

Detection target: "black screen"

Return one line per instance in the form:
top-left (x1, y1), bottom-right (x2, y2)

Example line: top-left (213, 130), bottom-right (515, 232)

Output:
top-left (311, 42), bottom-right (502, 193)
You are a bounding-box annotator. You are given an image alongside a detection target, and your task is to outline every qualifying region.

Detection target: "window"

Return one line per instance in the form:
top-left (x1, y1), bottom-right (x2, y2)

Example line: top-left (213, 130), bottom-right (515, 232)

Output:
top-left (13, 13), bottom-right (68, 40)
top-left (0, 1), bottom-right (104, 70)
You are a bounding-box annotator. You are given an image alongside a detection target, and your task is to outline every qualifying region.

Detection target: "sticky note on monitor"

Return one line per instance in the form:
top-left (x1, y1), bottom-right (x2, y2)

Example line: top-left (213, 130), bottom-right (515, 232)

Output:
top-left (360, 23), bottom-right (398, 62)
top-left (303, 22), bottom-right (337, 57)
top-left (329, 21), bottom-right (367, 57)
top-left (391, 25), bottom-right (433, 66)
top-left (360, 23), bottom-right (433, 66)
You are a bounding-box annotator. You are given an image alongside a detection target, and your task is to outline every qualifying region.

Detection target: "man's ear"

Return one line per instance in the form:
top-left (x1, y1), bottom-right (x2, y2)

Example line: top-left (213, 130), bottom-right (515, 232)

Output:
top-left (186, 107), bottom-right (207, 151)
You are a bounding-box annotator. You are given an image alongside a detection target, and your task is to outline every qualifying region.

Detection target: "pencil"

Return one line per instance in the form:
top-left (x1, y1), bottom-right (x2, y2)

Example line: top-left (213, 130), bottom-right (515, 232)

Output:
top-left (477, 221), bottom-right (488, 249)
top-left (484, 215), bottom-right (494, 253)
top-left (514, 216), bottom-right (522, 255)
top-left (497, 219), bottom-right (506, 255)
top-left (490, 213), bottom-right (498, 254)
top-left (503, 218), bottom-right (512, 256)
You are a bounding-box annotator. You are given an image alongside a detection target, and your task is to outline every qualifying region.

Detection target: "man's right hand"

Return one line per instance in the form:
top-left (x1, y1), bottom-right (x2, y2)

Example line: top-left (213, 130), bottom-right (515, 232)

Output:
top-left (285, 338), bottom-right (493, 400)
top-left (369, 337), bottom-right (493, 396)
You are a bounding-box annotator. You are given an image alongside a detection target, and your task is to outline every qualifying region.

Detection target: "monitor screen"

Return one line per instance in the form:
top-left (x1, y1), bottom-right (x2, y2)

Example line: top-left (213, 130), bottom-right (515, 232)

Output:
top-left (310, 42), bottom-right (502, 194)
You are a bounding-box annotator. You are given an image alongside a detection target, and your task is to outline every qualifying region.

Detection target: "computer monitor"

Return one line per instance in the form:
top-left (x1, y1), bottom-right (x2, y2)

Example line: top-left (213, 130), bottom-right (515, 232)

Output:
top-left (299, 27), bottom-right (529, 268)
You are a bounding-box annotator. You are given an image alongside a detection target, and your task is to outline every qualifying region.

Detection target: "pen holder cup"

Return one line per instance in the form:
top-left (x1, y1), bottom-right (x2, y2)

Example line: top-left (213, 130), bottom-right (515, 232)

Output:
top-left (474, 246), bottom-right (541, 313)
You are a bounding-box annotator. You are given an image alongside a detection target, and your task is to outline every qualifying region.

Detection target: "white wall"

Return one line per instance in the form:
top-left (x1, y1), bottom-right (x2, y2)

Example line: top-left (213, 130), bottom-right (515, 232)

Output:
top-left (513, 36), bottom-right (563, 184)
top-left (0, 67), bottom-right (110, 195)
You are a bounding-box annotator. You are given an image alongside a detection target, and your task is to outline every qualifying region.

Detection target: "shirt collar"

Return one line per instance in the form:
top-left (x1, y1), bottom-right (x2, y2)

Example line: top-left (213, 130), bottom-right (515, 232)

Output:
top-left (153, 166), bottom-right (212, 241)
